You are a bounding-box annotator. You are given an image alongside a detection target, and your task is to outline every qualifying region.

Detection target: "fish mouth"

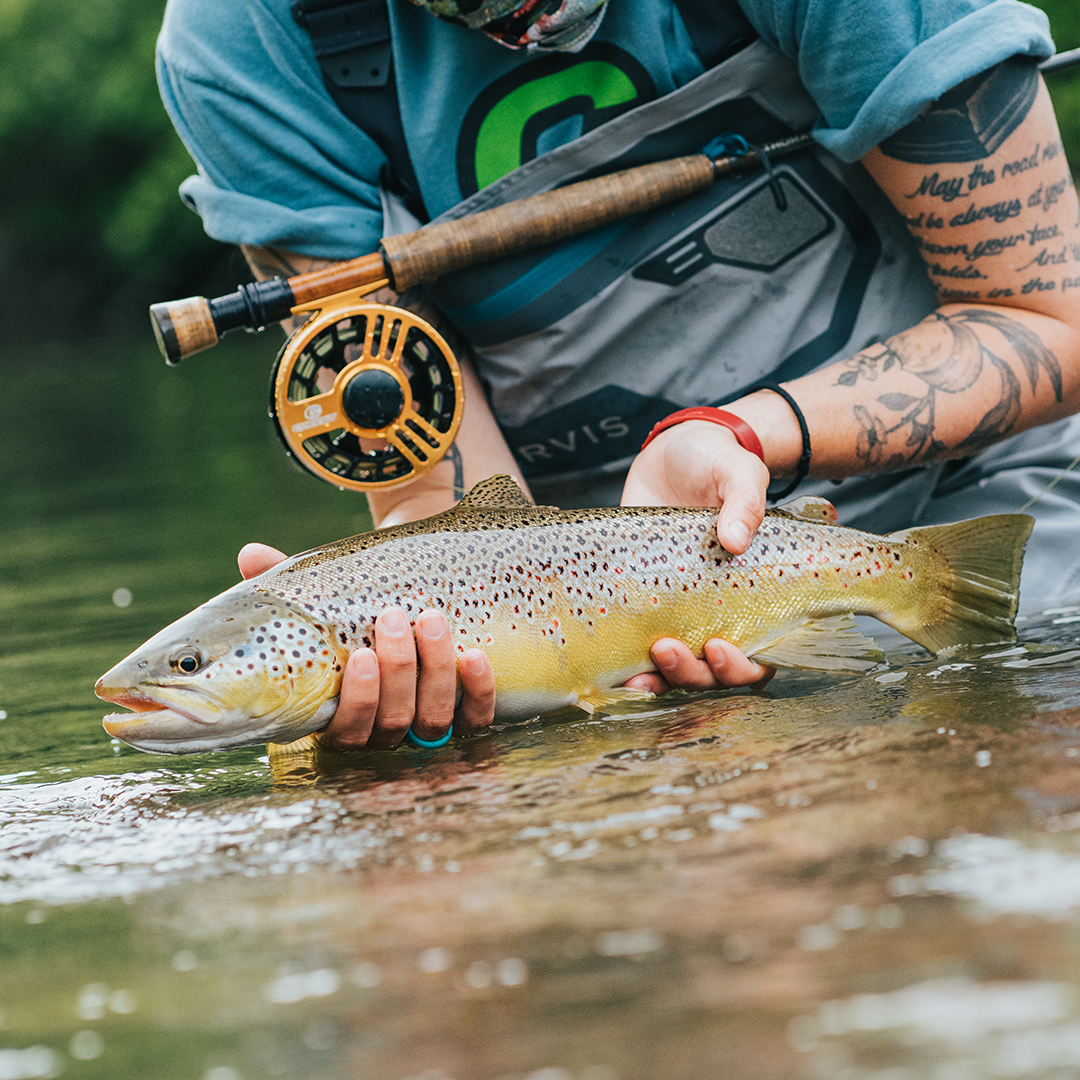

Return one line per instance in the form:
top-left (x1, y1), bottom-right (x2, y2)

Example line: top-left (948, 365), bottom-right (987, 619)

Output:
top-left (94, 683), bottom-right (168, 713)
top-left (97, 682), bottom-right (238, 753)
top-left (97, 683), bottom-right (338, 755)
top-left (100, 702), bottom-right (257, 755)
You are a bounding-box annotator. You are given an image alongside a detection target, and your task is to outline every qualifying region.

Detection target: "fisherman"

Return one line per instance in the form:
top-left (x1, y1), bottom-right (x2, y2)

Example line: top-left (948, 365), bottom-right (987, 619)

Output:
top-left (157, 0), bottom-right (1080, 750)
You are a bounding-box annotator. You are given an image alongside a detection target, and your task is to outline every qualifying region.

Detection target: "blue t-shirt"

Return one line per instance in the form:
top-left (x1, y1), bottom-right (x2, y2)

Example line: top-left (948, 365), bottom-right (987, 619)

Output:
top-left (157, 0), bottom-right (1053, 260)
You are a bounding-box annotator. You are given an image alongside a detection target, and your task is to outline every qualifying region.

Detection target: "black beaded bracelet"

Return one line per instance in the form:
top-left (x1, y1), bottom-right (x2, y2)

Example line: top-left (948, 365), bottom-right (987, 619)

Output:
top-left (744, 381), bottom-right (812, 501)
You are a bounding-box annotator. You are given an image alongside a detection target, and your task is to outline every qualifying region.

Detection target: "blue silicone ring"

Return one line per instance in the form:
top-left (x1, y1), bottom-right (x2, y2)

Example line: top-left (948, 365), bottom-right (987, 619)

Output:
top-left (404, 725), bottom-right (453, 750)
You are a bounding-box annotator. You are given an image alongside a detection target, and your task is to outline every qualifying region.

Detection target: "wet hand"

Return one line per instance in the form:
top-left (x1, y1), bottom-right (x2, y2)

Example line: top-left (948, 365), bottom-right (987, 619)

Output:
top-left (620, 420), bottom-right (770, 555)
top-left (618, 422), bottom-right (775, 692)
top-left (237, 544), bottom-right (496, 749)
top-left (623, 637), bottom-right (773, 696)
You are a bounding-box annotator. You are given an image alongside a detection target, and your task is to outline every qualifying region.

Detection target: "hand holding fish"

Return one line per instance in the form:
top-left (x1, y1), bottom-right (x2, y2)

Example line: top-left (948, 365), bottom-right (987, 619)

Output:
top-left (620, 396), bottom-right (803, 694)
top-left (622, 390), bottom-right (804, 555)
top-left (237, 543), bottom-right (496, 749)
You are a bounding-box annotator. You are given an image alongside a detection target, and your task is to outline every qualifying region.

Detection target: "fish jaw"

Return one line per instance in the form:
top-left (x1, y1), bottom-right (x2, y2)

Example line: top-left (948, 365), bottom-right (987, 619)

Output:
top-left (99, 695), bottom-right (339, 754)
top-left (95, 586), bottom-right (346, 754)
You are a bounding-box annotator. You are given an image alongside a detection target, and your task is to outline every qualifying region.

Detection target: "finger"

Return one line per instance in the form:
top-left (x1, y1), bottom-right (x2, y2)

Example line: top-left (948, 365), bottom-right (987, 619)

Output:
top-left (650, 638), bottom-right (724, 690)
top-left (320, 648), bottom-right (380, 750)
top-left (703, 638), bottom-right (774, 688)
top-left (714, 460), bottom-right (769, 555)
top-left (238, 543), bottom-right (287, 580)
top-left (622, 671), bottom-right (672, 695)
top-left (411, 611), bottom-right (457, 742)
top-left (366, 609), bottom-right (418, 749)
top-left (454, 649), bottom-right (496, 735)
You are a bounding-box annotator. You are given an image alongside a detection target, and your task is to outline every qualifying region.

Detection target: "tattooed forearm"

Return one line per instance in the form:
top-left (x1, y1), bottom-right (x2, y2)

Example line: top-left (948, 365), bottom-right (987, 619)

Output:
top-left (946, 199), bottom-right (1023, 227)
top-left (1028, 176), bottom-right (1072, 212)
top-left (837, 309), bottom-right (1062, 469)
top-left (914, 233), bottom-right (1026, 261)
top-left (1001, 139), bottom-right (1062, 176)
top-left (929, 263), bottom-right (986, 280)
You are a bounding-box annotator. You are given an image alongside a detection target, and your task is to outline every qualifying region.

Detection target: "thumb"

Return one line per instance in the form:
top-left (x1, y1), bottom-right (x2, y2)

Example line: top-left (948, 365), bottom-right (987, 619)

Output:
top-left (238, 542), bottom-right (287, 580)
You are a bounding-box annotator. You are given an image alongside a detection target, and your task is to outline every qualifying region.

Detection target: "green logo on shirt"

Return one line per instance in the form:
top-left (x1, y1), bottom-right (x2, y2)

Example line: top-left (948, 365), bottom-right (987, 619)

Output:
top-left (457, 44), bottom-right (655, 197)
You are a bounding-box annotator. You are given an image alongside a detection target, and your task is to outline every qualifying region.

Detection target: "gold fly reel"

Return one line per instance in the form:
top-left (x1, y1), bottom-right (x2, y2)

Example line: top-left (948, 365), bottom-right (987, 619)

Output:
top-left (270, 285), bottom-right (463, 491)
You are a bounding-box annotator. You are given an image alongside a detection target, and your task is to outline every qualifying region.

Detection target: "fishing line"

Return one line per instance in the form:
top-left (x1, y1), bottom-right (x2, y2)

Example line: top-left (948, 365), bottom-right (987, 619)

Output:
top-left (1019, 453), bottom-right (1080, 512)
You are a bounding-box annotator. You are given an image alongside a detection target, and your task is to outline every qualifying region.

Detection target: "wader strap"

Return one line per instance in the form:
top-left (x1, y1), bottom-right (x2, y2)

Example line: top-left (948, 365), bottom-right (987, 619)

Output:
top-left (291, 0), bottom-right (424, 216)
top-left (671, 0), bottom-right (758, 68)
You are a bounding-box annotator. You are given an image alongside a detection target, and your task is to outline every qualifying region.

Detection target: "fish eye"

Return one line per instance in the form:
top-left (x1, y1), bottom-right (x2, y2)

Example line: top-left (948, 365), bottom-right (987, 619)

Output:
top-left (170, 648), bottom-right (202, 675)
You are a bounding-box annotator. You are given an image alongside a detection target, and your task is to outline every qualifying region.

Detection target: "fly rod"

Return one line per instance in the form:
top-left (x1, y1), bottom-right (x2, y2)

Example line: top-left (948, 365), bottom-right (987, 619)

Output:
top-left (151, 131), bottom-right (813, 365)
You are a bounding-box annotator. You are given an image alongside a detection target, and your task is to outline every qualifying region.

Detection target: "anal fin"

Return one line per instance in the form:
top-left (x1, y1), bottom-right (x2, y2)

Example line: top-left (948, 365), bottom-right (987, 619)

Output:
top-left (750, 614), bottom-right (884, 672)
top-left (576, 687), bottom-right (656, 715)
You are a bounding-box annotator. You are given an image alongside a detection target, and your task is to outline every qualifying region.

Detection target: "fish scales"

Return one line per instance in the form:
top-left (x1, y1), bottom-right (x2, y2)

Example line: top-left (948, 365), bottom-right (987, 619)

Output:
top-left (274, 508), bottom-right (906, 686)
top-left (95, 476), bottom-right (1032, 754)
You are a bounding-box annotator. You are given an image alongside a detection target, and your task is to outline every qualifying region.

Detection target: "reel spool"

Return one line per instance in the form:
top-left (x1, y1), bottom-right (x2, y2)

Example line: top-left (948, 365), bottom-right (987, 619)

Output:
top-left (270, 286), bottom-right (463, 491)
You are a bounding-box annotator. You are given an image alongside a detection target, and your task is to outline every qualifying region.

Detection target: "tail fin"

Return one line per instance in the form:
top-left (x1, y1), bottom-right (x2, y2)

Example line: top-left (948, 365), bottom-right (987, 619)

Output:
top-left (886, 514), bottom-right (1032, 653)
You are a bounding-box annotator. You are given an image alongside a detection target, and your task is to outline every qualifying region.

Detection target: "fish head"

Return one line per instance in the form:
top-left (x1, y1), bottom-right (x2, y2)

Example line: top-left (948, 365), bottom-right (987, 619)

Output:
top-left (95, 588), bottom-right (346, 754)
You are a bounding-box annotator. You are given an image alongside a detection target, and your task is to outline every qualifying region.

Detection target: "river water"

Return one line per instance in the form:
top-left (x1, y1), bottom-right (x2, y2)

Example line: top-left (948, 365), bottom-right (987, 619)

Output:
top-left (5, 331), bottom-right (1080, 1080)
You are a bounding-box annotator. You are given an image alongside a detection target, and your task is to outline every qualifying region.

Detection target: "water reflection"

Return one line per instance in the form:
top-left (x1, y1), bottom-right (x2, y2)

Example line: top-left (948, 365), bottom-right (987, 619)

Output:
top-left (5, 336), bottom-right (1080, 1078)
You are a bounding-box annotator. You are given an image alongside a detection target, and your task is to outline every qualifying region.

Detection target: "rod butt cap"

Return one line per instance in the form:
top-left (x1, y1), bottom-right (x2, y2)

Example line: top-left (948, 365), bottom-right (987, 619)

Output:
top-left (150, 296), bottom-right (218, 365)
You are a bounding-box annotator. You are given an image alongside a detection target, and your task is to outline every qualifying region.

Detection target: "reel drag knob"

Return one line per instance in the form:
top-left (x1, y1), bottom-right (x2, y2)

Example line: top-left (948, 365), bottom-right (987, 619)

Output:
top-left (271, 299), bottom-right (463, 491)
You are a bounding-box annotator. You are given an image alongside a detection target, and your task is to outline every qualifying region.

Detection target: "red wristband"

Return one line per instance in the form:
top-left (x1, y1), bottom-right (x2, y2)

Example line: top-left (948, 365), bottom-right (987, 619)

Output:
top-left (640, 407), bottom-right (765, 461)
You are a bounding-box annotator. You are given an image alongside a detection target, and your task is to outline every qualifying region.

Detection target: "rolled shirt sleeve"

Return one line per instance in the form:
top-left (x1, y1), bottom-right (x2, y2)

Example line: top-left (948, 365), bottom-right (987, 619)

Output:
top-left (157, 0), bottom-right (388, 258)
top-left (736, 0), bottom-right (1055, 162)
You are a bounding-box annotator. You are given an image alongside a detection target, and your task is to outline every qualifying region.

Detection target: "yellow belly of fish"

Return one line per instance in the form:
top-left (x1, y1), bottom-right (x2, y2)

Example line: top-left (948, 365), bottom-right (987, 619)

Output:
top-left (465, 554), bottom-right (921, 717)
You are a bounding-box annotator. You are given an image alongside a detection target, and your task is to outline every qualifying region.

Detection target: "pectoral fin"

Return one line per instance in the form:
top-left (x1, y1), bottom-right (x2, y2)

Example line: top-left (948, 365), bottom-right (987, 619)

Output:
top-left (267, 732), bottom-right (323, 758)
top-left (266, 733), bottom-right (323, 786)
top-left (750, 615), bottom-right (884, 672)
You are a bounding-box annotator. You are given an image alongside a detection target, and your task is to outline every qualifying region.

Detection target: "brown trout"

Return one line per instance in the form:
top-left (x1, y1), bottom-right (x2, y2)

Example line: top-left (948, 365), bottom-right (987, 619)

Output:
top-left (96, 475), bottom-right (1032, 754)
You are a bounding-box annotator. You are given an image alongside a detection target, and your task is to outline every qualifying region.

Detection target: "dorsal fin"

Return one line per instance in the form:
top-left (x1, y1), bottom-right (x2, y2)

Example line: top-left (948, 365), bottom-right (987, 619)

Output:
top-left (455, 475), bottom-right (537, 509)
top-left (773, 496), bottom-right (839, 524)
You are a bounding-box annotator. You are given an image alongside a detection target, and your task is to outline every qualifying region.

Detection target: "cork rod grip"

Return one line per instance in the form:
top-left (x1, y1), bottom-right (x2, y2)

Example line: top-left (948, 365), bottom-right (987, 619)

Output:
top-left (150, 296), bottom-right (219, 366)
top-left (381, 154), bottom-right (716, 291)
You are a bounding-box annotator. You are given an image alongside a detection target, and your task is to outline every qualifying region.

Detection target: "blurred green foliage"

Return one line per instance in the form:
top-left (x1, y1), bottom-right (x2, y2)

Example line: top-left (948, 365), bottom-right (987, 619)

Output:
top-left (0, 0), bottom-right (1078, 341)
top-left (0, 0), bottom-right (231, 340)
top-left (1039, 0), bottom-right (1080, 169)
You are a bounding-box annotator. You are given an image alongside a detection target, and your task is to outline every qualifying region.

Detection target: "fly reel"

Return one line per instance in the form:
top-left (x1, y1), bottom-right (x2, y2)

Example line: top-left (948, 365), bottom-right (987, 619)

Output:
top-left (270, 285), bottom-right (463, 491)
